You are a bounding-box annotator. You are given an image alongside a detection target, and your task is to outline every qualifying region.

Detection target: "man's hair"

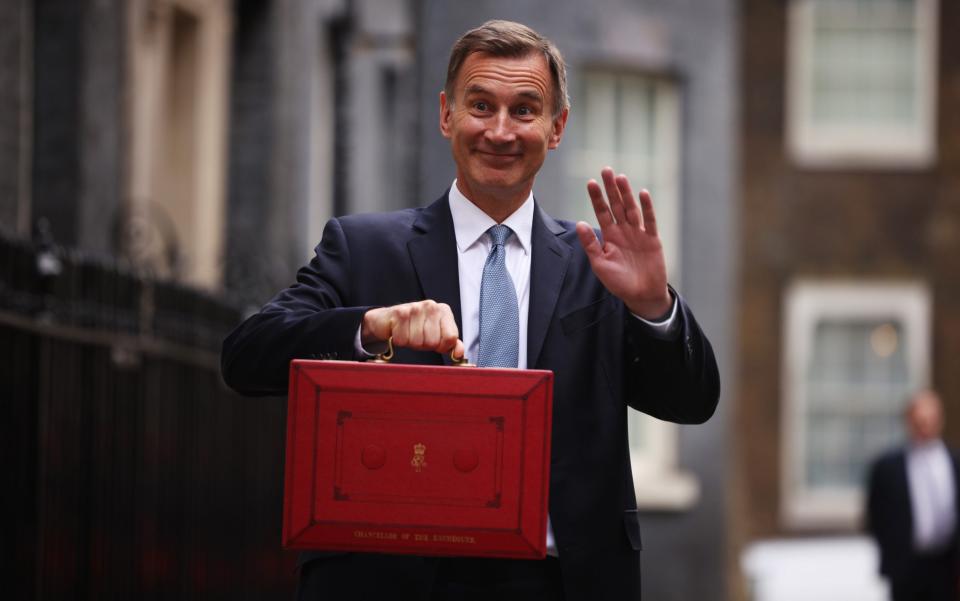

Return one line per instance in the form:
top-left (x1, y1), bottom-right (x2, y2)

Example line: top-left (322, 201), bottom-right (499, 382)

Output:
top-left (444, 20), bottom-right (570, 117)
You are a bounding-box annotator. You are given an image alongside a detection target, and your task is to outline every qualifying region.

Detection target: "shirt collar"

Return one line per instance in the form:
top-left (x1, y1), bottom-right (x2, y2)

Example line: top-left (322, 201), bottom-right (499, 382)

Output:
top-left (448, 179), bottom-right (533, 255)
top-left (910, 438), bottom-right (946, 454)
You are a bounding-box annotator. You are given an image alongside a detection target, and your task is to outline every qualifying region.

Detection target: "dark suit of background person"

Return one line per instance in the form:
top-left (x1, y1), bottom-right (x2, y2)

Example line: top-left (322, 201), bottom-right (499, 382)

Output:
top-left (220, 20), bottom-right (719, 601)
top-left (867, 390), bottom-right (960, 601)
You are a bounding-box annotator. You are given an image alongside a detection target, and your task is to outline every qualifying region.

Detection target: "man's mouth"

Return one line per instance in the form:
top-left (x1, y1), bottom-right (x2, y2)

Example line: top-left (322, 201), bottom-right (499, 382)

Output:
top-left (476, 150), bottom-right (522, 162)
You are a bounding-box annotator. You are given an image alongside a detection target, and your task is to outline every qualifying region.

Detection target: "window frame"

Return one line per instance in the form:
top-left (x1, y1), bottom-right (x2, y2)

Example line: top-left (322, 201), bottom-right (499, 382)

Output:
top-left (566, 68), bottom-right (682, 283)
top-left (781, 280), bottom-right (931, 529)
top-left (126, 0), bottom-right (232, 288)
top-left (566, 66), bottom-right (696, 510)
top-left (785, 0), bottom-right (939, 169)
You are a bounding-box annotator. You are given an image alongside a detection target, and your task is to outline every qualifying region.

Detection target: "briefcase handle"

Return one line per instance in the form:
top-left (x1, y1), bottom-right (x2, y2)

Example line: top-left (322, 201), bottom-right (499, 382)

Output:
top-left (373, 337), bottom-right (474, 367)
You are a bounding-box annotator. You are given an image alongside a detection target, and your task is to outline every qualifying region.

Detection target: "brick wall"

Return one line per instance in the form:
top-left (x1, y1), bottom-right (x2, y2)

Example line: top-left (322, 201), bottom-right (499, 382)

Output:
top-left (736, 0), bottom-right (960, 546)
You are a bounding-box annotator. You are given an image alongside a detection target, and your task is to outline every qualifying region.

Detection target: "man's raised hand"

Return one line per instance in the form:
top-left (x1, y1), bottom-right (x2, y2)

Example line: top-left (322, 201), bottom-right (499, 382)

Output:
top-left (361, 300), bottom-right (466, 360)
top-left (575, 167), bottom-right (672, 320)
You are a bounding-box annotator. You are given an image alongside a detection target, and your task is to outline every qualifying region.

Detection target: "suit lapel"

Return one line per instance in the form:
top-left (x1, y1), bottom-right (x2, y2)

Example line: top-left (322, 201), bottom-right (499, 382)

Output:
top-left (407, 194), bottom-right (571, 368)
top-left (407, 193), bottom-right (462, 366)
top-left (527, 203), bottom-right (571, 369)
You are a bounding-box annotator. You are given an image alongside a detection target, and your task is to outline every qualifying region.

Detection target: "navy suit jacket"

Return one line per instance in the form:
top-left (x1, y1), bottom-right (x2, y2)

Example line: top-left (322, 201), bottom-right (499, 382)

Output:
top-left (221, 192), bottom-right (720, 600)
top-left (866, 446), bottom-right (960, 582)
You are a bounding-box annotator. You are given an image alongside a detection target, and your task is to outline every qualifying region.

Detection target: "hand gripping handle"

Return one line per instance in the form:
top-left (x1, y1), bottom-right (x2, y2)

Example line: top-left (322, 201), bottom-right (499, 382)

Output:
top-left (372, 336), bottom-right (474, 367)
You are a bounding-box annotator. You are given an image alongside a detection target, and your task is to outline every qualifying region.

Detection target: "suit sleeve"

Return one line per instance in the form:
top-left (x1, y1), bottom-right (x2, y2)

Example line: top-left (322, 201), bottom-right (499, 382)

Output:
top-left (220, 218), bottom-right (375, 396)
top-left (622, 292), bottom-right (720, 424)
top-left (865, 457), bottom-right (882, 539)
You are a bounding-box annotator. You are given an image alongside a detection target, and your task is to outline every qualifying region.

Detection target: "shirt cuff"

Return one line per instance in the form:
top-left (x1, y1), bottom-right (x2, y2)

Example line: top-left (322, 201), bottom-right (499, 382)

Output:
top-left (354, 324), bottom-right (389, 359)
top-left (630, 294), bottom-right (680, 340)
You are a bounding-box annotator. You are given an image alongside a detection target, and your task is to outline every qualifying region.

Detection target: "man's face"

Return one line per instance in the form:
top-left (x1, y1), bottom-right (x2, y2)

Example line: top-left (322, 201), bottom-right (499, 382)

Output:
top-left (440, 52), bottom-right (568, 210)
top-left (908, 391), bottom-right (944, 443)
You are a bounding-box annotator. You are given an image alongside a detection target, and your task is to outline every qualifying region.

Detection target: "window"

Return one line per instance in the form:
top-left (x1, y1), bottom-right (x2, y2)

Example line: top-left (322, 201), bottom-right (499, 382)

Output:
top-left (786, 0), bottom-right (939, 167)
top-left (307, 19), bottom-right (337, 253)
top-left (782, 281), bottom-right (931, 528)
top-left (566, 69), bottom-right (695, 509)
top-left (126, 0), bottom-right (232, 288)
top-left (566, 70), bottom-right (680, 281)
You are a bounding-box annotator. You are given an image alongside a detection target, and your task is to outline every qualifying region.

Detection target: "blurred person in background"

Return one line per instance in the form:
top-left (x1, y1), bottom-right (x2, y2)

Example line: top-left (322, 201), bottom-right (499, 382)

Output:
top-left (866, 389), bottom-right (960, 601)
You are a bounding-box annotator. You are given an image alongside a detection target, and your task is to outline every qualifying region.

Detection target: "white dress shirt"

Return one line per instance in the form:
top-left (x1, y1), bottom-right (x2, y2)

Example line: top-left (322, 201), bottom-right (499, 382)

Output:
top-left (448, 183), bottom-right (533, 367)
top-left (907, 439), bottom-right (957, 551)
top-left (357, 179), bottom-right (680, 556)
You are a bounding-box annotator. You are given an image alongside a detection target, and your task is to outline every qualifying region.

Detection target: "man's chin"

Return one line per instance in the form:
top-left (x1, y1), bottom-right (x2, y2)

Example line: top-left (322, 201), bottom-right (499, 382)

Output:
top-left (474, 175), bottom-right (524, 194)
top-left (476, 163), bottom-right (529, 184)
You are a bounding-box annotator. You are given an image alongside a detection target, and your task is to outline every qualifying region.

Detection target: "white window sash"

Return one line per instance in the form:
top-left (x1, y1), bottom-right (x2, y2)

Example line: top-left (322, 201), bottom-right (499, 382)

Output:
top-left (785, 0), bottom-right (939, 168)
top-left (568, 69), bottom-right (693, 510)
top-left (781, 280), bottom-right (931, 529)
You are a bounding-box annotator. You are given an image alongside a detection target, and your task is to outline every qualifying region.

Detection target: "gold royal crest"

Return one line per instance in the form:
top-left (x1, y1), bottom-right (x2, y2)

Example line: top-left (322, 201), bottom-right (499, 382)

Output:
top-left (411, 443), bottom-right (426, 472)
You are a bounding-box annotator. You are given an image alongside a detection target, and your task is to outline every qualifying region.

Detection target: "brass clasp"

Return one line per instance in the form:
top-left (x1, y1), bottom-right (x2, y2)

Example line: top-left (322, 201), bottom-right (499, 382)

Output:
top-left (372, 337), bottom-right (395, 363)
top-left (372, 336), bottom-right (475, 367)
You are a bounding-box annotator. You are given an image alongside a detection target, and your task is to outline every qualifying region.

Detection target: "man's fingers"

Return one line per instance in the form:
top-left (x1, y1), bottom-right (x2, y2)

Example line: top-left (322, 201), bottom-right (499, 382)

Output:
top-left (368, 300), bottom-right (464, 356)
top-left (361, 306), bottom-right (392, 345)
top-left (436, 303), bottom-right (466, 362)
top-left (615, 174), bottom-right (643, 228)
top-left (388, 303), bottom-right (413, 347)
top-left (638, 189), bottom-right (658, 237)
top-left (438, 304), bottom-right (461, 354)
top-left (452, 339), bottom-right (466, 362)
top-left (411, 300), bottom-right (434, 349)
top-left (602, 167), bottom-right (627, 225)
top-left (575, 221), bottom-right (603, 262)
top-left (422, 308), bottom-right (442, 349)
top-left (587, 180), bottom-right (614, 230)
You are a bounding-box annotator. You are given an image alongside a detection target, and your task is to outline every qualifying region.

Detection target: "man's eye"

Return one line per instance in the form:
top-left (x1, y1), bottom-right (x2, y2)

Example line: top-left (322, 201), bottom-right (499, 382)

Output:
top-left (516, 106), bottom-right (531, 116)
top-left (474, 101), bottom-right (489, 111)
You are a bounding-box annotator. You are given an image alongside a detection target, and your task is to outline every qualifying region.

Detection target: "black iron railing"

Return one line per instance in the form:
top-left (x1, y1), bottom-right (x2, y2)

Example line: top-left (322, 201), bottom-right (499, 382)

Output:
top-left (1, 230), bottom-right (296, 600)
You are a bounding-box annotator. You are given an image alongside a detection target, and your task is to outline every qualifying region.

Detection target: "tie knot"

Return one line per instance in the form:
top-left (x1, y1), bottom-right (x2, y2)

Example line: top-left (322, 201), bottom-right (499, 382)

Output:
top-left (488, 224), bottom-right (514, 247)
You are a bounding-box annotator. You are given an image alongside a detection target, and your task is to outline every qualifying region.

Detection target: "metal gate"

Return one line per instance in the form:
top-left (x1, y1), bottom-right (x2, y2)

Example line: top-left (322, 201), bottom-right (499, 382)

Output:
top-left (2, 231), bottom-right (296, 600)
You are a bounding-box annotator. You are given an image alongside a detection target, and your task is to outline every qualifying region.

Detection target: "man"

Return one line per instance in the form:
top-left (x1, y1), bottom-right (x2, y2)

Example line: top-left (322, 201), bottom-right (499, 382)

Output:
top-left (222, 20), bottom-right (719, 601)
top-left (866, 390), bottom-right (960, 601)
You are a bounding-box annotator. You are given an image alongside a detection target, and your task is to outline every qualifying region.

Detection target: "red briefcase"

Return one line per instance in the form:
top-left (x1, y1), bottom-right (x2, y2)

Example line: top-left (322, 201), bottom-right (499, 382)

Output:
top-left (282, 358), bottom-right (553, 559)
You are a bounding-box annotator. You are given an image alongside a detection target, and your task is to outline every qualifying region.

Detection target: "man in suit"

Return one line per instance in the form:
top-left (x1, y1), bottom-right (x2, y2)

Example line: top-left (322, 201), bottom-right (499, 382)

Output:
top-left (221, 19), bottom-right (719, 601)
top-left (866, 390), bottom-right (960, 601)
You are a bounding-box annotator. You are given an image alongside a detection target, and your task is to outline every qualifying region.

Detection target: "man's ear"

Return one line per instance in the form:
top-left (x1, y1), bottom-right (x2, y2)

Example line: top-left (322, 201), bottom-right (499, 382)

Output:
top-left (548, 107), bottom-right (569, 150)
top-left (439, 91), bottom-right (452, 139)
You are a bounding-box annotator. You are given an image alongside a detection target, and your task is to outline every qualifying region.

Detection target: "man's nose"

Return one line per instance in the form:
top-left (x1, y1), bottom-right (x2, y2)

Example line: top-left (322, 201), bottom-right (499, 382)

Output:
top-left (485, 110), bottom-right (517, 144)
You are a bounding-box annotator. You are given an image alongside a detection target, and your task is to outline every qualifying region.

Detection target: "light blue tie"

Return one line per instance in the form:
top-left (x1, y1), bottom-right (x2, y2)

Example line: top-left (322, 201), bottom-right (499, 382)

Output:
top-left (477, 225), bottom-right (519, 368)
